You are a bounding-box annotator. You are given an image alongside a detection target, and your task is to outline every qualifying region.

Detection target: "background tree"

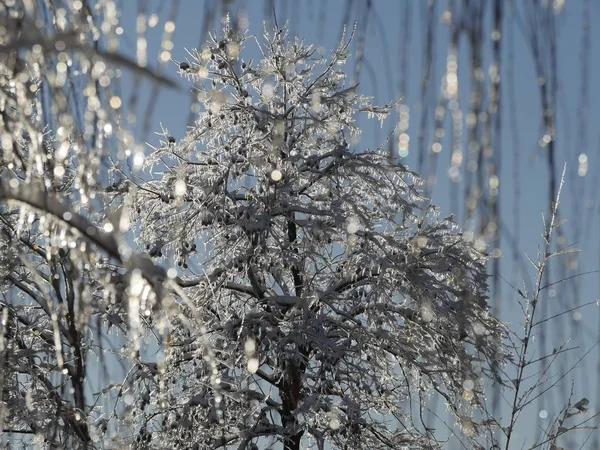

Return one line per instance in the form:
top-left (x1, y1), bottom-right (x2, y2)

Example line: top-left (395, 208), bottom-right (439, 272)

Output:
top-left (127, 22), bottom-right (506, 449)
top-left (0, 1), bottom-right (180, 447)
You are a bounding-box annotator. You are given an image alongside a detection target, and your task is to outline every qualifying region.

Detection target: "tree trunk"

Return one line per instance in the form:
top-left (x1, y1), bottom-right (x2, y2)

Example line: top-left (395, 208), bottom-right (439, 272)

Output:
top-left (283, 429), bottom-right (303, 450)
top-left (280, 358), bottom-right (304, 450)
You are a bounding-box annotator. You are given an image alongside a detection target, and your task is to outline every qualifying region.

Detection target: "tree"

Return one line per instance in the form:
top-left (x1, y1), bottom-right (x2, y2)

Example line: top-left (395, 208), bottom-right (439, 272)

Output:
top-left (126, 22), bottom-right (506, 449)
top-left (4, 3), bottom-right (591, 450)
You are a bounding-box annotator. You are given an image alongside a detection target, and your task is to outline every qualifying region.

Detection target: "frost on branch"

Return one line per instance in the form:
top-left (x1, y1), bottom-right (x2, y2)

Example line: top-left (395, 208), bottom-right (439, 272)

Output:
top-left (132, 22), bottom-right (506, 449)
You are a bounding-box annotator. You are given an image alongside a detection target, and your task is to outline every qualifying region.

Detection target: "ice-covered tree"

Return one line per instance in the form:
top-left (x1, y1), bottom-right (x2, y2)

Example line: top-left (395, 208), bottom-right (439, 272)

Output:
top-left (129, 22), bottom-right (506, 449)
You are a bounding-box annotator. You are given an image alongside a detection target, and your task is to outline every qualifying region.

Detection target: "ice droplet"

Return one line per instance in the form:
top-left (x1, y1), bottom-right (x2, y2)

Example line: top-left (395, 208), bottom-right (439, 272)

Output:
top-left (420, 305), bottom-right (434, 323)
top-left (247, 357), bottom-right (259, 373)
top-left (174, 179), bottom-right (187, 197)
top-left (346, 215), bottom-right (360, 234)
top-left (133, 150), bottom-right (144, 169)
top-left (473, 322), bottom-right (486, 335)
top-left (244, 338), bottom-right (256, 356)
top-left (329, 416), bottom-right (341, 430)
top-left (270, 169), bottom-right (282, 182)
top-left (462, 379), bottom-right (474, 391)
